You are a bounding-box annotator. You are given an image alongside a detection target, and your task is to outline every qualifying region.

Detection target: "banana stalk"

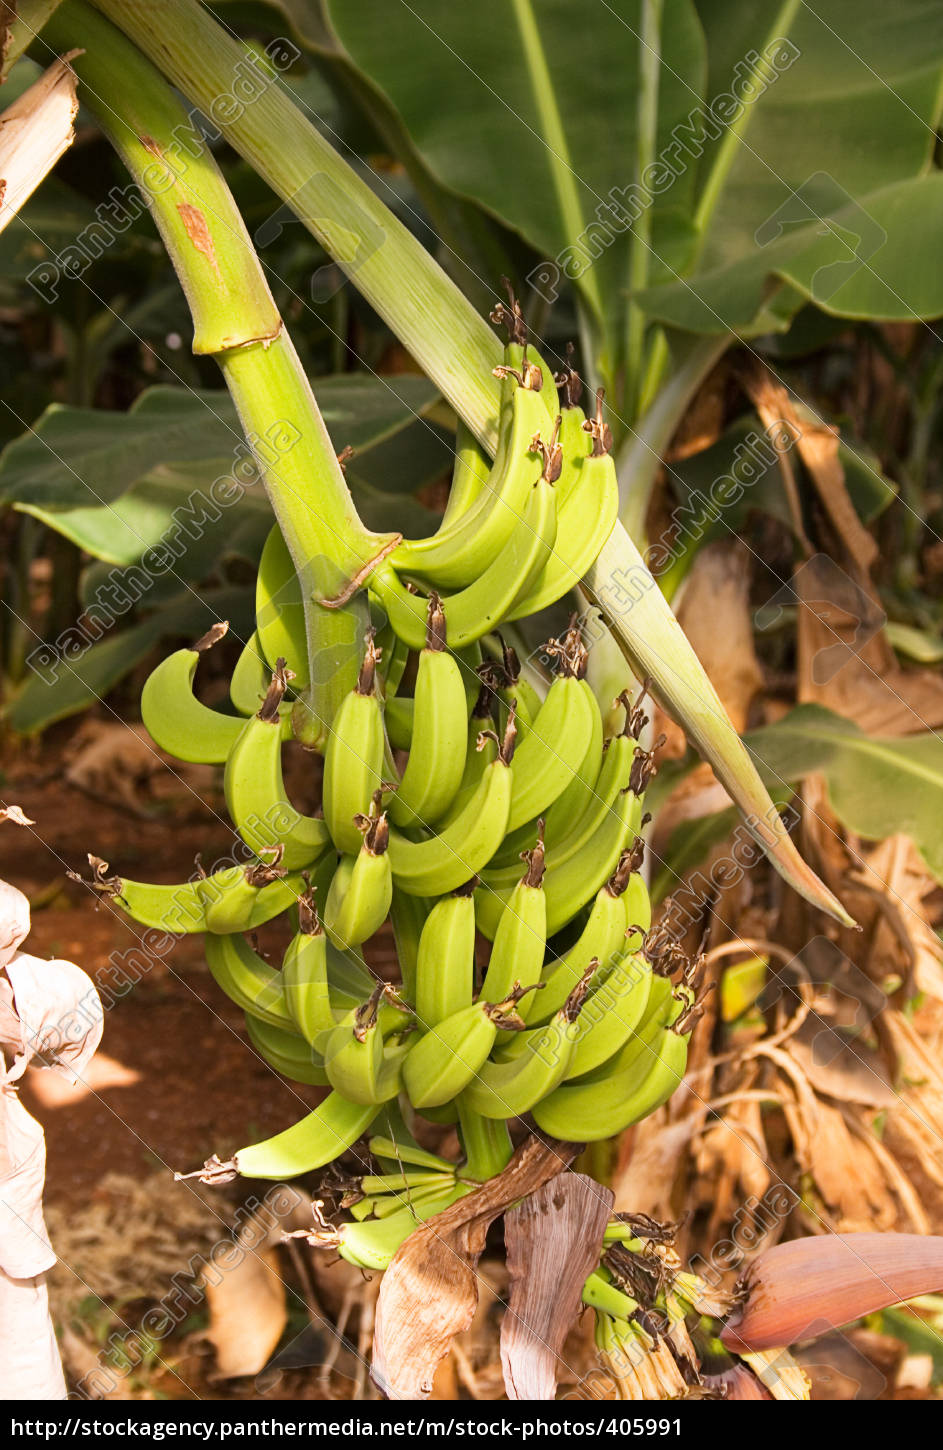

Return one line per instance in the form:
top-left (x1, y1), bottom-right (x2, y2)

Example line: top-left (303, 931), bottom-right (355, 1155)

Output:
top-left (45, 1), bottom-right (392, 743)
top-left (85, 0), bottom-right (851, 924)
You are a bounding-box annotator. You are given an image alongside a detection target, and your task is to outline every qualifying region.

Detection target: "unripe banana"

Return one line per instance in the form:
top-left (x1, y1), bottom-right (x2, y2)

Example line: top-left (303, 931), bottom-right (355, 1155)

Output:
top-left (321, 632), bottom-right (386, 854)
top-left (478, 824), bottom-right (546, 1011)
top-left (523, 848), bottom-right (641, 1024)
top-left (370, 464), bottom-right (558, 652)
top-left (415, 878), bottom-right (477, 1027)
top-left (561, 950), bottom-right (654, 1081)
top-left (506, 388), bottom-right (619, 621)
top-left (256, 523), bottom-right (309, 686)
top-left (389, 888), bottom-right (429, 1006)
top-left (401, 987), bottom-right (533, 1109)
top-left (323, 983), bottom-right (411, 1105)
top-left (531, 1017), bottom-right (692, 1142)
top-left (322, 794), bottom-right (392, 950)
top-left (389, 595), bottom-right (468, 828)
top-left (492, 636), bottom-right (544, 734)
top-left (459, 967), bottom-right (594, 1119)
top-left (282, 885), bottom-right (335, 1044)
top-left (244, 1012), bottom-right (329, 1086)
top-left (220, 1091), bottom-right (379, 1180)
top-left (440, 418), bottom-right (491, 527)
top-left (224, 660), bottom-right (330, 869)
top-left (390, 358), bottom-right (552, 589)
top-left (140, 623), bottom-right (244, 764)
top-left (367, 1135), bottom-right (455, 1174)
top-left (203, 928), bottom-right (294, 1030)
top-left (387, 715), bottom-right (515, 897)
top-left (230, 630), bottom-right (290, 720)
top-left (318, 1182), bottom-right (472, 1270)
top-left (502, 628), bottom-right (598, 833)
top-left (478, 731), bottom-right (643, 938)
top-left (70, 852), bottom-right (208, 934)
top-left (437, 673), bottom-right (498, 826)
top-left (199, 849), bottom-right (302, 935)
top-left (576, 972), bottom-right (679, 1082)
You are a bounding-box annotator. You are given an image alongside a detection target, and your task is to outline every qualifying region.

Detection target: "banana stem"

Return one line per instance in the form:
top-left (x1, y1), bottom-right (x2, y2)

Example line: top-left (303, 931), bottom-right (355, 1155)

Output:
top-left (45, 1), bottom-right (389, 742)
top-left (456, 1101), bottom-right (513, 1182)
top-left (89, 0), bottom-right (504, 453)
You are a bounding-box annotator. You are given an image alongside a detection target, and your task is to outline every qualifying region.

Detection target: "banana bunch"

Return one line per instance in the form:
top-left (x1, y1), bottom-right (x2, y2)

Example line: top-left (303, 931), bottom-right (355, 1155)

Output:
top-left (80, 288), bottom-right (703, 1207)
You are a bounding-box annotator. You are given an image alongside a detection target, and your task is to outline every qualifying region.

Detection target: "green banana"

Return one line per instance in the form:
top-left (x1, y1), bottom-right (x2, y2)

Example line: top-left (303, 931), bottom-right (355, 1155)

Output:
top-left (478, 824), bottom-right (547, 1009)
top-left (72, 853), bottom-right (208, 934)
top-left (387, 715), bottom-right (515, 897)
top-left (491, 639), bottom-right (543, 732)
top-left (389, 888), bottom-right (429, 1006)
top-left (532, 1016), bottom-right (692, 1142)
top-left (415, 878), bottom-right (477, 1027)
top-left (384, 694), bottom-right (413, 751)
top-left (562, 950), bottom-right (654, 1081)
top-left (244, 1012), bottom-right (329, 1086)
top-left (538, 677), bottom-right (605, 848)
top-left (502, 627), bottom-right (598, 833)
top-left (256, 523), bottom-right (309, 686)
top-left (367, 1136), bottom-right (455, 1174)
top-left (575, 973), bottom-right (681, 1082)
top-left (323, 983), bottom-right (411, 1105)
top-left (282, 885), bottom-right (335, 1044)
top-left (389, 595), bottom-right (468, 828)
top-left (477, 727), bottom-right (643, 937)
top-left (524, 847), bottom-right (646, 1025)
top-left (437, 673), bottom-right (498, 826)
top-left (224, 1091), bottom-right (379, 1180)
top-left (230, 630), bottom-right (291, 721)
top-left (440, 417), bottom-right (491, 527)
top-left (506, 388), bottom-right (619, 621)
top-left (140, 623), bottom-right (244, 764)
top-left (224, 660), bottom-right (330, 868)
top-left (203, 928), bottom-right (294, 1030)
top-left (390, 354), bottom-right (552, 589)
top-left (401, 987), bottom-right (533, 1109)
top-left (321, 632), bottom-right (386, 854)
top-left (322, 795), bottom-right (392, 950)
top-left (369, 463), bottom-right (558, 652)
top-left (459, 968), bottom-right (594, 1119)
top-left (322, 1182), bottom-right (472, 1270)
top-left (199, 850), bottom-right (303, 935)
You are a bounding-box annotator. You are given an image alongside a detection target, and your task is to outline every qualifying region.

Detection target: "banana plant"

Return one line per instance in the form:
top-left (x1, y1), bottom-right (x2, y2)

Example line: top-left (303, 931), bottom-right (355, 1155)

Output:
top-left (77, 0), bottom-right (864, 922)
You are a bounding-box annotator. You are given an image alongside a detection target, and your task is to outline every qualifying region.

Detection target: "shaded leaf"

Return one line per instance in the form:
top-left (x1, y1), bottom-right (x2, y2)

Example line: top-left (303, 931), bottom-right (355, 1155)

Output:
top-left (326, 0), bottom-right (705, 348)
top-left (0, 374), bottom-right (442, 562)
top-left (6, 583), bottom-right (255, 733)
top-left (747, 705), bottom-right (943, 884)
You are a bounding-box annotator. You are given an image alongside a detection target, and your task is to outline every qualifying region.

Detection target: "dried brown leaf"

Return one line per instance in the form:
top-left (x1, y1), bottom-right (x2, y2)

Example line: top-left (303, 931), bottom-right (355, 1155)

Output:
top-left (500, 1173), bottom-right (612, 1400)
top-left (0, 51), bottom-right (79, 234)
top-left (372, 1136), bottom-right (580, 1400)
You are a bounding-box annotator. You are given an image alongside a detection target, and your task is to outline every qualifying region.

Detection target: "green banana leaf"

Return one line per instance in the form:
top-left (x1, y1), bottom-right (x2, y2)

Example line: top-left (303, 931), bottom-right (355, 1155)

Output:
top-left (322, 0), bottom-right (943, 353)
top-left (325, 0), bottom-right (705, 339)
top-left (7, 583), bottom-right (255, 733)
top-left (0, 374), bottom-right (443, 563)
